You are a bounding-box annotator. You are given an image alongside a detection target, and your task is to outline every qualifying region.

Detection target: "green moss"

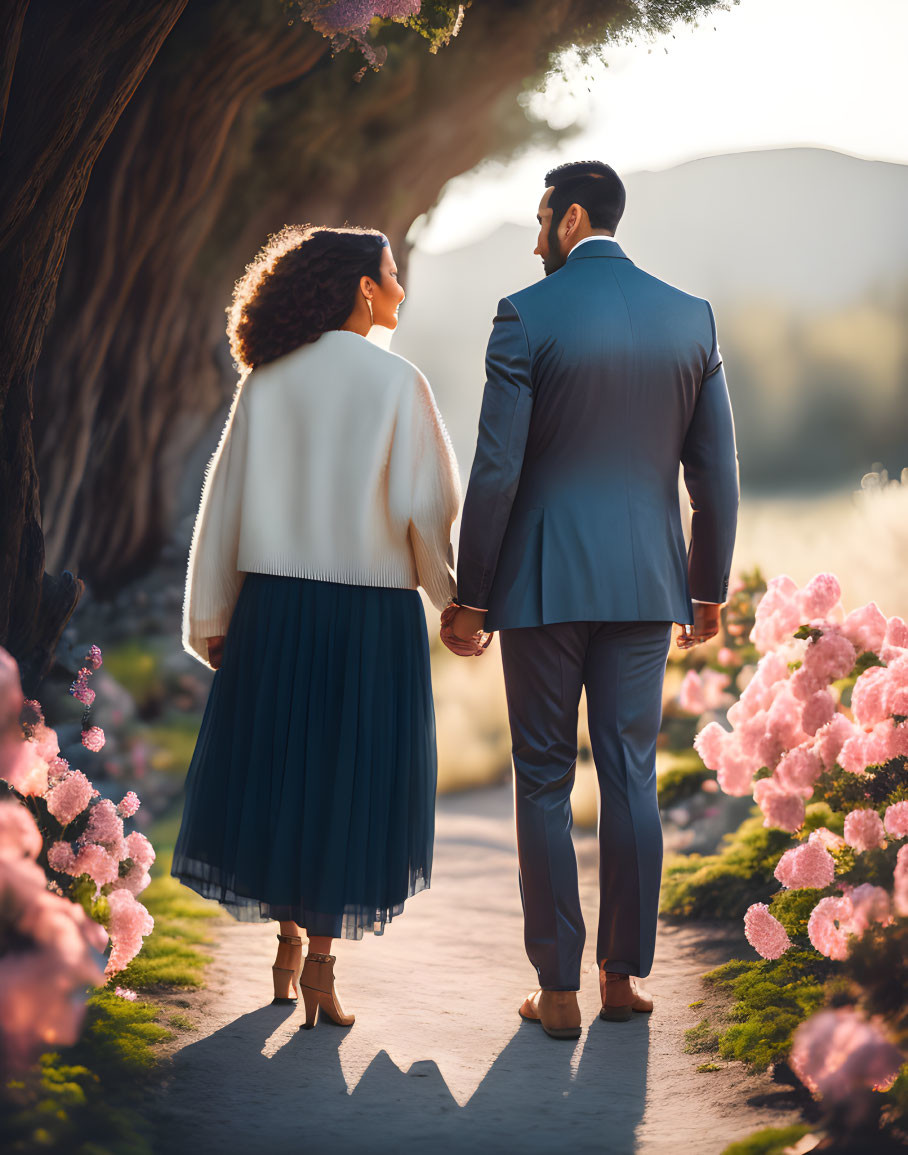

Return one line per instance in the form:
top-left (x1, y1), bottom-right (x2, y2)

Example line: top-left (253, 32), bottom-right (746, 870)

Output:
top-left (688, 1000), bottom-right (704, 1008)
top-left (703, 950), bottom-right (832, 1070)
top-left (697, 1061), bottom-right (725, 1072)
top-left (684, 1017), bottom-right (721, 1054)
top-left (661, 814), bottom-right (791, 919)
top-left (720, 1125), bottom-right (813, 1155)
top-left (768, 887), bottom-right (831, 942)
top-left (657, 749), bottom-right (715, 809)
top-left (167, 1014), bottom-right (195, 1031)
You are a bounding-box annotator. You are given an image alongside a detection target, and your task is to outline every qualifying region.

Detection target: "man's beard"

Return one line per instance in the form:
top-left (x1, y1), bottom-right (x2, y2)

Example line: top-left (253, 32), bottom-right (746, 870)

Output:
top-left (543, 220), bottom-right (567, 276)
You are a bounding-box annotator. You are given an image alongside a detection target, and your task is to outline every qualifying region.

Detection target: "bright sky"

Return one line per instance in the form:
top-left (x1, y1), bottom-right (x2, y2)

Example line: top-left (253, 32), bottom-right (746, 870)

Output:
top-left (412, 0), bottom-right (908, 252)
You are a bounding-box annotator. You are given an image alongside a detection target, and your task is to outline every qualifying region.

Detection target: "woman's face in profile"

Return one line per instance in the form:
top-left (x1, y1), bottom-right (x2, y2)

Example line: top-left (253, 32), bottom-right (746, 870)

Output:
top-left (371, 244), bottom-right (405, 329)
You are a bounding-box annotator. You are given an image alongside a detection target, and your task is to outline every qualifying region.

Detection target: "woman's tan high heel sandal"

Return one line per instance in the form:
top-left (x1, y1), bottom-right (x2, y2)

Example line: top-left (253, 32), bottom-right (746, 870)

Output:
top-left (299, 952), bottom-right (355, 1029)
top-left (271, 933), bottom-right (304, 1005)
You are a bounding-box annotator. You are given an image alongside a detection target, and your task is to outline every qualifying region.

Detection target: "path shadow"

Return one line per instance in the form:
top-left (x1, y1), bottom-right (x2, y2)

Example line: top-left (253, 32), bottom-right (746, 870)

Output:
top-left (152, 1001), bottom-right (649, 1154)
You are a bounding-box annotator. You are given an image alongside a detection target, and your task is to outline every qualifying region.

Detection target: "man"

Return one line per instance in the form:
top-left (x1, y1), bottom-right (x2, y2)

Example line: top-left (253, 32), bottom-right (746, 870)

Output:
top-left (441, 160), bottom-right (739, 1039)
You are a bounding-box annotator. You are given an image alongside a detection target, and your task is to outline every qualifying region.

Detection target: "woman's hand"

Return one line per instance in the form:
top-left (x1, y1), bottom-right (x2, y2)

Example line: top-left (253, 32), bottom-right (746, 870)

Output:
top-left (206, 635), bottom-right (226, 669)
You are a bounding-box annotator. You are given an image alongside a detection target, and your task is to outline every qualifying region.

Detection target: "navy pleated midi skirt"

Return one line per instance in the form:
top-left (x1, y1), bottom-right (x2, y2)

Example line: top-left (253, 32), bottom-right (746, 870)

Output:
top-left (171, 572), bottom-right (437, 939)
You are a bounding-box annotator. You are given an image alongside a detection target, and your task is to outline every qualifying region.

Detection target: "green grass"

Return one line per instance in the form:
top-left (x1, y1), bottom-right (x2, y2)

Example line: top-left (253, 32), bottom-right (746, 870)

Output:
top-left (660, 812), bottom-right (791, 920)
top-left (703, 950), bottom-right (833, 1071)
top-left (684, 1017), bottom-right (721, 1055)
top-left (720, 1126), bottom-right (813, 1155)
top-left (135, 711), bottom-right (203, 776)
top-left (100, 639), bottom-right (167, 711)
top-left (115, 803), bottom-right (222, 991)
top-left (2, 801), bottom-right (222, 1154)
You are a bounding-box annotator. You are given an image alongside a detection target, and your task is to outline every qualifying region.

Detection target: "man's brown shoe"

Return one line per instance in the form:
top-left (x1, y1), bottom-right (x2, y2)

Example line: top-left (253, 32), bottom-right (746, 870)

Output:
top-left (599, 966), bottom-right (654, 1022)
top-left (518, 989), bottom-right (582, 1039)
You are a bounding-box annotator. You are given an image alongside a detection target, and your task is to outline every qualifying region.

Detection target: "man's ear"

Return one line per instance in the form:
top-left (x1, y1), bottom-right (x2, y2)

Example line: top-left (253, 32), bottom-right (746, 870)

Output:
top-left (560, 202), bottom-right (582, 242)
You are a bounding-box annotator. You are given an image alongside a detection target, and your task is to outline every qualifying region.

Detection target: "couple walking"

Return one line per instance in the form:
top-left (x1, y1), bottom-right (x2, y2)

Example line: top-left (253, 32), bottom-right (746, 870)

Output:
top-left (173, 160), bottom-right (739, 1039)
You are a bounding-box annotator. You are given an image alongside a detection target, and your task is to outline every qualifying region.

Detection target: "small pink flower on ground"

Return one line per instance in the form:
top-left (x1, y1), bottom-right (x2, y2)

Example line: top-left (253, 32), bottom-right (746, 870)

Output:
top-left (809, 827), bottom-right (846, 853)
top-left (774, 841), bottom-right (835, 889)
top-left (808, 894), bottom-right (854, 960)
top-left (117, 791), bottom-right (141, 819)
top-left (884, 801), bottom-right (908, 839)
top-left (791, 1008), bottom-right (904, 1100)
top-left (702, 777), bottom-right (719, 793)
top-left (844, 808), bottom-right (886, 852)
top-left (105, 889), bottom-right (154, 977)
top-left (0, 801), bottom-right (42, 861)
top-left (800, 689), bottom-right (836, 736)
top-left (894, 845), bottom-right (908, 918)
top-left (47, 840), bottom-right (77, 873)
top-left (753, 777), bottom-right (805, 832)
top-left (717, 647), bottom-right (739, 667)
top-left (812, 713), bottom-right (856, 771)
top-left (797, 573), bottom-right (842, 620)
top-left (841, 602), bottom-right (888, 655)
top-left (773, 745), bottom-right (822, 799)
top-left (45, 769), bottom-right (93, 825)
top-left (113, 986), bottom-right (138, 1000)
top-left (845, 884), bottom-right (892, 935)
top-left (743, 902), bottom-right (791, 959)
top-left (81, 726), bottom-right (106, 753)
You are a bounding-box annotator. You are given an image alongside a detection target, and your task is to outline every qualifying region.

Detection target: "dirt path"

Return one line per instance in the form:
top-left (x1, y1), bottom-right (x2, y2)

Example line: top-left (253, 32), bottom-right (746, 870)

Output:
top-left (149, 786), bottom-right (800, 1154)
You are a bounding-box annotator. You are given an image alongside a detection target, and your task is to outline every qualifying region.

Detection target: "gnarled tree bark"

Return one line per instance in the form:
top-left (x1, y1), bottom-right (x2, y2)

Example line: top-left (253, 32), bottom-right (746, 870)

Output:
top-left (0, 0), bottom-right (187, 691)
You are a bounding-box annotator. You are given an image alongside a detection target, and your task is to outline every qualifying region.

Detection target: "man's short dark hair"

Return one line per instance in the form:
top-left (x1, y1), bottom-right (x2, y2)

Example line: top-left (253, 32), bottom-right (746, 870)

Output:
top-left (544, 161), bottom-right (626, 233)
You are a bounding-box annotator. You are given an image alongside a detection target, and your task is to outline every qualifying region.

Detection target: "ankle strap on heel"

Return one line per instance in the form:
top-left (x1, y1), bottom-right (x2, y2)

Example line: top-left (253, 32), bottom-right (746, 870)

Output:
top-left (276, 934), bottom-right (303, 945)
top-left (305, 952), bottom-right (335, 964)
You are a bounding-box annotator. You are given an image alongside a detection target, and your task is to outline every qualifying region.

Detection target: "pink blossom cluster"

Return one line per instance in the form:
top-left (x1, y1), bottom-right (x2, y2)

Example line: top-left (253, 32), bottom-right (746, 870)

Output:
top-left (0, 801), bottom-right (108, 1073)
top-left (791, 1008), bottom-right (903, 1100)
top-left (743, 902), bottom-right (791, 959)
top-left (69, 646), bottom-right (103, 707)
top-left (774, 839), bottom-right (835, 889)
top-left (105, 889), bottom-right (155, 977)
top-left (696, 574), bottom-right (908, 829)
top-left (807, 885), bottom-right (892, 960)
top-left (0, 646), bottom-right (156, 987)
top-left (679, 668), bottom-right (733, 714)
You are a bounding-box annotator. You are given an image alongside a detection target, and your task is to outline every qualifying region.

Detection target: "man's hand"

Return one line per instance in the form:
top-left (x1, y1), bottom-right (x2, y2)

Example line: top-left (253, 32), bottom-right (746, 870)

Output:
top-left (439, 604), bottom-right (494, 657)
top-left (206, 635), bottom-right (226, 669)
top-left (675, 602), bottom-right (721, 651)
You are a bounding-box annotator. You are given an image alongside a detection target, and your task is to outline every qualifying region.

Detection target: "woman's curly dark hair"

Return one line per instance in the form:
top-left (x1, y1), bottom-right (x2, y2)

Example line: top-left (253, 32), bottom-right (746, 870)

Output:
top-left (226, 224), bottom-right (387, 371)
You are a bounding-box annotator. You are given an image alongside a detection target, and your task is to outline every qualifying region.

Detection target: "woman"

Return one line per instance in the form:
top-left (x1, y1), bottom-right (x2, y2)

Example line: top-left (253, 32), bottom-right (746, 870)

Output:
top-left (173, 224), bottom-right (469, 1029)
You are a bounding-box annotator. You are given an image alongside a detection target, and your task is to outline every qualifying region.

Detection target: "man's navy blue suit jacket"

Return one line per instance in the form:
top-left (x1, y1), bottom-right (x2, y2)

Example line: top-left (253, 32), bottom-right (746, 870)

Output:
top-left (456, 238), bottom-right (740, 631)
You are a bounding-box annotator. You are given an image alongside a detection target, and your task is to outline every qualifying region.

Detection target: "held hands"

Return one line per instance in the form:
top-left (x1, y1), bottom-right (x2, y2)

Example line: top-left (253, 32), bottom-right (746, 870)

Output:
top-left (439, 603), bottom-right (494, 657)
top-left (675, 602), bottom-right (721, 651)
top-left (206, 635), bottom-right (226, 669)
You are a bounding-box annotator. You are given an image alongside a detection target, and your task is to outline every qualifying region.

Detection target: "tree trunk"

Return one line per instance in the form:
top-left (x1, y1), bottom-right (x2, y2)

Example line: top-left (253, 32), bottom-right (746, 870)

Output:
top-left (0, 0), bottom-right (187, 689)
top-left (33, 2), bottom-right (328, 595)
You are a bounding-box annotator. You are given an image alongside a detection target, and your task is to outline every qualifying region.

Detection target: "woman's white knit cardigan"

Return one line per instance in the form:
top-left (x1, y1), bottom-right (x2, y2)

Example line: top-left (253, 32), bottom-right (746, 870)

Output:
top-left (182, 329), bottom-right (461, 668)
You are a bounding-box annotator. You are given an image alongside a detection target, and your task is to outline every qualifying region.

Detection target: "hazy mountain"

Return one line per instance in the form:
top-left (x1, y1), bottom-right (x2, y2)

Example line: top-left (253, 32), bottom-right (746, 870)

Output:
top-left (393, 148), bottom-right (908, 491)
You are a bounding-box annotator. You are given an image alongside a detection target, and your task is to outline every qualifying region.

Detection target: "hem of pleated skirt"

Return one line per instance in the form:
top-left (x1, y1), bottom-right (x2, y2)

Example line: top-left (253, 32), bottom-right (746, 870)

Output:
top-left (170, 854), bottom-right (430, 940)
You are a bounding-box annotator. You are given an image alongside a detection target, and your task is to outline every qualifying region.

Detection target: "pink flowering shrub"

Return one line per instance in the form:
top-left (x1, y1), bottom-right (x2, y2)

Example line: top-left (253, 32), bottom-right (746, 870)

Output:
top-left (0, 643), bottom-right (158, 1072)
top-left (688, 573), bottom-right (908, 1115)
